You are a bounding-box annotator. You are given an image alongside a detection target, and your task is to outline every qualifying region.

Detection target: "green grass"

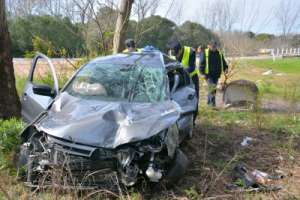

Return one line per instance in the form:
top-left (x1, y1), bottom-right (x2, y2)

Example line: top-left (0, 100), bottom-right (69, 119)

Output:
top-left (15, 76), bottom-right (27, 96)
top-left (229, 58), bottom-right (300, 101)
top-left (200, 107), bottom-right (300, 136)
top-left (246, 58), bottom-right (300, 74)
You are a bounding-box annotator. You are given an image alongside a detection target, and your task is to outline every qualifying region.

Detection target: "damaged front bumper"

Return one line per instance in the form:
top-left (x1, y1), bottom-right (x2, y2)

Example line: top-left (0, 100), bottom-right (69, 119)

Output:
top-left (22, 129), bottom-right (177, 188)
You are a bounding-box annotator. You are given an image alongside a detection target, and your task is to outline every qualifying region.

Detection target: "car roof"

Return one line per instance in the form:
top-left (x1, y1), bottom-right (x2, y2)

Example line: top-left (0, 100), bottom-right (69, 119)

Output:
top-left (90, 52), bottom-right (163, 68)
top-left (89, 51), bottom-right (182, 71)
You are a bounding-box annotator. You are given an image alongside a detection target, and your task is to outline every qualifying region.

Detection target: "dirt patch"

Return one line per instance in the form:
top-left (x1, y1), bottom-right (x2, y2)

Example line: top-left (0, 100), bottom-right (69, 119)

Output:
top-left (135, 122), bottom-right (300, 199)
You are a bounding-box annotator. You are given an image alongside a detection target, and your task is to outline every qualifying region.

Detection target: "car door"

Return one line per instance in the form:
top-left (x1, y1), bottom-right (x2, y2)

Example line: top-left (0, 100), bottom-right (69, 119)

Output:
top-left (21, 53), bottom-right (59, 123)
top-left (170, 68), bottom-right (197, 138)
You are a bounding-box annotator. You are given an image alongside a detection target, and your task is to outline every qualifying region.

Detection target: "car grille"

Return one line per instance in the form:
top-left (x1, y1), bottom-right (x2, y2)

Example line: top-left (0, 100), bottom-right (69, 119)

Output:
top-left (48, 136), bottom-right (95, 157)
top-left (47, 136), bottom-right (116, 171)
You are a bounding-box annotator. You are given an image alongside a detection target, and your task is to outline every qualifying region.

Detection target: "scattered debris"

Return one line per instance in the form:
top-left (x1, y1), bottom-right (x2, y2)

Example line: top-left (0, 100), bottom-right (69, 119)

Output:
top-left (262, 69), bottom-right (273, 75)
top-left (241, 137), bottom-right (253, 146)
top-left (275, 155), bottom-right (284, 161)
top-left (228, 164), bottom-right (283, 192)
top-left (261, 70), bottom-right (284, 76)
top-left (251, 169), bottom-right (270, 184)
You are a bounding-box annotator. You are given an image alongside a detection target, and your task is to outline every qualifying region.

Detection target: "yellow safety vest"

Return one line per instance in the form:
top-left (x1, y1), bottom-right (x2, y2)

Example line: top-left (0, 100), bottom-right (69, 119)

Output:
top-left (204, 49), bottom-right (224, 74)
top-left (181, 46), bottom-right (200, 77)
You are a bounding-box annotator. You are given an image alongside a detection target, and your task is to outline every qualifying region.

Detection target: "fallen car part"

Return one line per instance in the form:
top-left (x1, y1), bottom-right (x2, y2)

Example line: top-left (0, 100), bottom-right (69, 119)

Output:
top-left (230, 164), bottom-right (283, 192)
top-left (240, 137), bottom-right (254, 147)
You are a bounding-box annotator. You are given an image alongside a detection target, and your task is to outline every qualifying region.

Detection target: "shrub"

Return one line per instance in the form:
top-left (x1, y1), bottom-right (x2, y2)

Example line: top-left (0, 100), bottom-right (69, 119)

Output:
top-left (0, 119), bottom-right (24, 168)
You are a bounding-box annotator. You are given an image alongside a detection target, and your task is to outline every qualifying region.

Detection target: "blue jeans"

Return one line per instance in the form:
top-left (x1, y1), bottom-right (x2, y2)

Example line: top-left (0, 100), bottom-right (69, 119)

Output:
top-left (207, 77), bottom-right (218, 106)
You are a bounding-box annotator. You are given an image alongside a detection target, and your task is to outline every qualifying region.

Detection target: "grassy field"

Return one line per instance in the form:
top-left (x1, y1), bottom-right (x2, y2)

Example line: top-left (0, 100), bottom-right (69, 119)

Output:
top-left (228, 58), bottom-right (300, 102)
top-left (0, 58), bottom-right (300, 199)
top-left (246, 58), bottom-right (300, 74)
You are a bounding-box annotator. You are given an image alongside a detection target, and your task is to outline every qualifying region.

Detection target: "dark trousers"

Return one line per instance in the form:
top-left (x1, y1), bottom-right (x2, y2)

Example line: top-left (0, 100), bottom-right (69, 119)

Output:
top-left (206, 77), bottom-right (218, 107)
top-left (191, 75), bottom-right (199, 123)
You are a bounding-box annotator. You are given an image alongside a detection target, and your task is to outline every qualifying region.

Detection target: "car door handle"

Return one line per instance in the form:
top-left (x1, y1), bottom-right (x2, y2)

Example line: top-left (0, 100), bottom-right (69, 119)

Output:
top-left (188, 94), bottom-right (195, 100)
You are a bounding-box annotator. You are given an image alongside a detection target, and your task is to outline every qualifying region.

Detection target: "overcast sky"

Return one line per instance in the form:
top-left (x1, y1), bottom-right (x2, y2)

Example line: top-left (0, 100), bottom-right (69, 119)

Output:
top-left (155, 0), bottom-right (299, 34)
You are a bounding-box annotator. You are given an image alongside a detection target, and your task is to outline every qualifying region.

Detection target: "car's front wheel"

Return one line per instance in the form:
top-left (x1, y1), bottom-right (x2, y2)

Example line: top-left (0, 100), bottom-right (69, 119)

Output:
top-left (165, 149), bottom-right (189, 183)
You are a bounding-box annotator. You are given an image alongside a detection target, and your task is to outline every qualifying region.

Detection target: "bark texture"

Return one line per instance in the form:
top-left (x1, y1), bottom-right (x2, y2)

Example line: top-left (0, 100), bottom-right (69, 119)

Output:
top-left (0, 0), bottom-right (21, 119)
top-left (113, 0), bottom-right (134, 53)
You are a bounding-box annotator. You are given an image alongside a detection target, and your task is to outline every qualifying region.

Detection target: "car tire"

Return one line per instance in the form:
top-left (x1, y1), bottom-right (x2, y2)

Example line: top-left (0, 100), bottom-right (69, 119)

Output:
top-left (187, 118), bottom-right (194, 139)
top-left (165, 149), bottom-right (189, 183)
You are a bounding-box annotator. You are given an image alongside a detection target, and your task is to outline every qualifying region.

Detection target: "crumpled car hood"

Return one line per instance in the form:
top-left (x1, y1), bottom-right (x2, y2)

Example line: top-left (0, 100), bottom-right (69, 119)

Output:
top-left (35, 92), bottom-right (181, 148)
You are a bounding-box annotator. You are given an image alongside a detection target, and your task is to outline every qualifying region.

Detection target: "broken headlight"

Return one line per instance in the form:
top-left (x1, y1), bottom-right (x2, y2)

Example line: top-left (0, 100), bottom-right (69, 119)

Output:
top-left (117, 148), bottom-right (135, 167)
top-left (116, 130), bottom-right (167, 164)
top-left (137, 130), bottom-right (167, 153)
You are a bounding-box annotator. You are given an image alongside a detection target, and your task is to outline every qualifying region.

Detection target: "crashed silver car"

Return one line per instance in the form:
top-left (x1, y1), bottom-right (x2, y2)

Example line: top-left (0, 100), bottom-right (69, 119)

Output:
top-left (18, 51), bottom-right (197, 188)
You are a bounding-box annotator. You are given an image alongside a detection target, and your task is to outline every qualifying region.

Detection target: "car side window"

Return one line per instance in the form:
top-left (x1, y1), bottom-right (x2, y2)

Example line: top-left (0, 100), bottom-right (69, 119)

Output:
top-left (32, 58), bottom-right (54, 88)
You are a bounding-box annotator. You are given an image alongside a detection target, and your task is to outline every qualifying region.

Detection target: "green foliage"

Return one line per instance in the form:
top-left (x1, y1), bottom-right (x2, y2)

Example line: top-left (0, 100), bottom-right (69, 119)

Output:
top-left (32, 70), bottom-right (54, 88)
top-left (0, 119), bottom-right (24, 168)
top-left (255, 33), bottom-right (275, 42)
top-left (83, 6), bottom-right (117, 56)
top-left (132, 17), bottom-right (219, 51)
top-left (9, 15), bottom-right (84, 57)
top-left (8, 12), bottom-right (219, 56)
top-left (267, 114), bottom-right (300, 136)
top-left (174, 21), bottom-right (219, 48)
top-left (135, 15), bottom-right (177, 51)
top-left (184, 186), bottom-right (201, 200)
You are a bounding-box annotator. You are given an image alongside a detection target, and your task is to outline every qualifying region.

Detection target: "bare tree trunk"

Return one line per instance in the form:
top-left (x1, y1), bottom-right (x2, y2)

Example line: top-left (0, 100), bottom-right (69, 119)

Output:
top-left (0, 0), bottom-right (21, 119)
top-left (113, 0), bottom-right (134, 53)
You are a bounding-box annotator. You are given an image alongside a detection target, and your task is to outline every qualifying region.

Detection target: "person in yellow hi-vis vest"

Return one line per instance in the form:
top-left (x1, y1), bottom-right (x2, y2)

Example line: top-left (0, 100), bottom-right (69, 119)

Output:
top-left (123, 39), bottom-right (140, 53)
top-left (200, 40), bottom-right (228, 107)
top-left (167, 40), bottom-right (199, 124)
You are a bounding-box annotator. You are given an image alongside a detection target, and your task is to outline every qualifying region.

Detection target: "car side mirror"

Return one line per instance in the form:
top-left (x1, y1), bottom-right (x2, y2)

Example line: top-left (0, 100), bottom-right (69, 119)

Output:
top-left (33, 84), bottom-right (55, 97)
top-left (171, 74), bottom-right (180, 93)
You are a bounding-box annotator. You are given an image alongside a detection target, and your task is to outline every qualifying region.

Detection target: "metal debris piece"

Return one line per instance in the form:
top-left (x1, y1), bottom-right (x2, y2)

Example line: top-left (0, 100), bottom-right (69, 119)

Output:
top-left (262, 69), bottom-right (273, 75)
top-left (230, 164), bottom-right (283, 192)
top-left (241, 137), bottom-right (253, 146)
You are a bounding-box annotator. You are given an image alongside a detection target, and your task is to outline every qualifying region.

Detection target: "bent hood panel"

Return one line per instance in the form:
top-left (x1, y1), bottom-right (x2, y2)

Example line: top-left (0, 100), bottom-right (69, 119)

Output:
top-left (36, 92), bottom-right (180, 148)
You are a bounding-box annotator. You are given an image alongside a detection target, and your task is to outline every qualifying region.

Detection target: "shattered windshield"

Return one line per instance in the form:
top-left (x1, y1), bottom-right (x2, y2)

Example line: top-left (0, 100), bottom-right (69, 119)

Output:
top-left (65, 61), bottom-right (166, 103)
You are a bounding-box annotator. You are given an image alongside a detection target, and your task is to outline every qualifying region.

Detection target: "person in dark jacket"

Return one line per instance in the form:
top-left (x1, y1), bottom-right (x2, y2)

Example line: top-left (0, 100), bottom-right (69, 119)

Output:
top-left (200, 40), bottom-right (228, 107)
top-left (167, 40), bottom-right (199, 124)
